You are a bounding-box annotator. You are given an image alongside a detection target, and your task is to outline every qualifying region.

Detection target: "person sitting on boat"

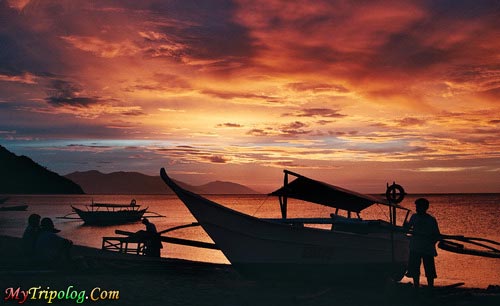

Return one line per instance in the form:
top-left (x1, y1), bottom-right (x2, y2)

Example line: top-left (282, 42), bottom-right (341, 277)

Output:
top-left (22, 213), bottom-right (41, 256)
top-left (141, 218), bottom-right (162, 257)
top-left (35, 217), bottom-right (73, 266)
top-left (405, 198), bottom-right (441, 289)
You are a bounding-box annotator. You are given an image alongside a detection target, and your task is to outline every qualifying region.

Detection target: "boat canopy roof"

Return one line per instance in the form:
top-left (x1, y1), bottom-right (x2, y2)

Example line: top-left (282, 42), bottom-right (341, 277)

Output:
top-left (90, 203), bottom-right (139, 208)
top-left (269, 170), bottom-right (407, 213)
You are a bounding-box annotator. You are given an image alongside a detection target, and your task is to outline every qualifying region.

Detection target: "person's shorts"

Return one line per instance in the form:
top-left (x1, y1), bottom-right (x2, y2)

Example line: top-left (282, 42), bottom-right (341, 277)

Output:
top-left (406, 251), bottom-right (437, 278)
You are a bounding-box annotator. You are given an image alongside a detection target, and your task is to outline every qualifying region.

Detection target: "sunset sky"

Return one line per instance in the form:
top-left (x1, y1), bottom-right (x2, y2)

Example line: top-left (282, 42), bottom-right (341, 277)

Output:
top-left (1, 0), bottom-right (499, 193)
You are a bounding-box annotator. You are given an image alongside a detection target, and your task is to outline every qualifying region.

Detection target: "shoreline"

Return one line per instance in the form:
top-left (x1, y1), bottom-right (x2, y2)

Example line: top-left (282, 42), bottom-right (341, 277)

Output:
top-left (1, 235), bottom-right (499, 306)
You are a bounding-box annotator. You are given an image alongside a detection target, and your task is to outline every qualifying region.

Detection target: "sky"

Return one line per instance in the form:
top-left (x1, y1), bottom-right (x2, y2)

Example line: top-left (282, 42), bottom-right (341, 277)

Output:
top-left (0, 0), bottom-right (499, 193)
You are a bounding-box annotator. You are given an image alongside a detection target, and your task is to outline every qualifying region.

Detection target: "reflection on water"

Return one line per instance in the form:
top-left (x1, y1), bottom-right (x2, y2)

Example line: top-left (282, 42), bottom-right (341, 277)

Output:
top-left (0, 193), bottom-right (499, 287)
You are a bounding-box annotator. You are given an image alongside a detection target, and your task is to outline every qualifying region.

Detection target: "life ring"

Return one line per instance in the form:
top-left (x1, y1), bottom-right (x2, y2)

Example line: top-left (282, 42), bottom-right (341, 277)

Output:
top-left (130, 199), bottom-right (137, 206)
top-left (386, 183), bottom-right (405, 204)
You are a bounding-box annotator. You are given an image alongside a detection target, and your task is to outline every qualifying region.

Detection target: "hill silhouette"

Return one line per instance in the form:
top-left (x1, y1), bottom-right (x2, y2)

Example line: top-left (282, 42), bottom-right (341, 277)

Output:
top-left (65, 170), bottom-right (258, 195)
top-left (0, 145), bottom-right (84, 194)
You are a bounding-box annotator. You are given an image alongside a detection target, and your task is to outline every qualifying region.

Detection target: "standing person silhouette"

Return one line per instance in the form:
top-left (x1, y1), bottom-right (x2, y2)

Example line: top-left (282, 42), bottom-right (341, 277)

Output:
top-left (406, 198), bottom-right (441, 289)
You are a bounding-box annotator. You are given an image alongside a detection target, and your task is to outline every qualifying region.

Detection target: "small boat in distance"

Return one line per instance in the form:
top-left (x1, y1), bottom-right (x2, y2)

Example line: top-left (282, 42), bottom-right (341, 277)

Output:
top-left (70, 199), bottom-right (148, 225)
top-left (0, 204), bottom-right (28, 211)
top-left (160, 167), bottom-right (411, 281)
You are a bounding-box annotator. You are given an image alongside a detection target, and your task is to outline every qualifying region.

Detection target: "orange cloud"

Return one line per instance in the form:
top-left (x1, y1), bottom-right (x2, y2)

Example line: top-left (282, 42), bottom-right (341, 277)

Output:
top-left (61, 36), bottom-right (141, 58)
top-left (1, 0), bottom-right (499, 192)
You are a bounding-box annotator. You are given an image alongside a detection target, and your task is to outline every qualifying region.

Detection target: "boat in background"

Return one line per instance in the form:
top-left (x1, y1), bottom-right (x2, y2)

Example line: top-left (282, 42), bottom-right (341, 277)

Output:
top-left (160, 167), bottom-right (411, 281)
top-left (0, 204), bottom-right (28, 211)
top-left (67, 199), bottom-right (148, 225)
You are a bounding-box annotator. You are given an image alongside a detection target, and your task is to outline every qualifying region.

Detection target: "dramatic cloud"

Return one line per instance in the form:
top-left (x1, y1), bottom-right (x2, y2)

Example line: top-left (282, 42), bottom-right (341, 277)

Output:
top-left (0, 0), bottom-right (499, 192)
top-left (45, 79), bottom-right (104, 108)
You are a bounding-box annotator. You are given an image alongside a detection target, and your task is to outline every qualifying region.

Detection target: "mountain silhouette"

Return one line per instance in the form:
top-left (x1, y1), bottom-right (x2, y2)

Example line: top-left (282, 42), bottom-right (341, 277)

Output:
top-left (65, 170), bottom-right (259, 195)
top-left (0, 145), bottom-right (84, 194)
top-left (197, 180), bottom-right (258, 194)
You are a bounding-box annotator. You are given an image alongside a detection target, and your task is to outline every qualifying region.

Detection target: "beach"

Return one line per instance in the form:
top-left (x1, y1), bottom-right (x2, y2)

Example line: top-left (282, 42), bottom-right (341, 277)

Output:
top-left (1, 235), bottom-right (499, 306)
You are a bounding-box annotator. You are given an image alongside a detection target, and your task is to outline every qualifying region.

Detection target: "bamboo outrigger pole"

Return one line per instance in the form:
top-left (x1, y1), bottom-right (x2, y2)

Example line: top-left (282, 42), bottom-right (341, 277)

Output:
top-left (404, 229), bottom-right (500, 258)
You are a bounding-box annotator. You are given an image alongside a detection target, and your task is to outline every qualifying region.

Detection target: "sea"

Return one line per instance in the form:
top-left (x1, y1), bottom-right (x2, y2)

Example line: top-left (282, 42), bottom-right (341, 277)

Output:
top-left (1, 193), bottom-right (499, 288)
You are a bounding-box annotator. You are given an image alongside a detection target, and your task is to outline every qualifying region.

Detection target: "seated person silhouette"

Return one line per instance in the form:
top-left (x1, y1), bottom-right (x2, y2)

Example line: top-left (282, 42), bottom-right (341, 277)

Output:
top-left (22, 213), bottom-right (41, 256)
top-left (141, 218), bottom-right (162, 257)
top-left (35, 217), bottom-right (73, 266)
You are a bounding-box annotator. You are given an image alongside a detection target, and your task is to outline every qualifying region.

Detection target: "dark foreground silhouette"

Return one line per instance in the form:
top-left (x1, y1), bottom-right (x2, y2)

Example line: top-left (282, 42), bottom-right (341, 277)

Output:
top-left (1, 235), bottom-right (499, 306)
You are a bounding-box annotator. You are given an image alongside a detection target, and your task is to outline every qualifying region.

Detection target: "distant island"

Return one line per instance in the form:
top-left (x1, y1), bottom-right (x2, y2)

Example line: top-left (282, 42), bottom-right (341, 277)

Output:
top-left (0, 145), bottom-right (84, 194)
top-left (65, 170), bottom-right (259, 195)
top-left (0, 145), bottom-right (257, 195)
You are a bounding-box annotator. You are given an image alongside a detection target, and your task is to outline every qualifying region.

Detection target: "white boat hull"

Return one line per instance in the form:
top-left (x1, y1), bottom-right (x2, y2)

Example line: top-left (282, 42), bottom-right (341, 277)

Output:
top-left (161, 168), bottom-right (409, 280)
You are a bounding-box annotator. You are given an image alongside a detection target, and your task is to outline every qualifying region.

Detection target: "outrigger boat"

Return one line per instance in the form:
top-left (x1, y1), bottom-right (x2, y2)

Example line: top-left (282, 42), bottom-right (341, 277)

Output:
top-left (61, 199), bottom-right (163, 226)
top-left (0, 204), bottom-right (28, 211)
top-left (160, 168), bottom-right (412, 281)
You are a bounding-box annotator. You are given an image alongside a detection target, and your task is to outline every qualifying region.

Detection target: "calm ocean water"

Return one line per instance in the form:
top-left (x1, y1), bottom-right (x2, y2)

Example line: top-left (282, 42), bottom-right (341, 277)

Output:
top-left (1, 193), bottom-right (499, 288)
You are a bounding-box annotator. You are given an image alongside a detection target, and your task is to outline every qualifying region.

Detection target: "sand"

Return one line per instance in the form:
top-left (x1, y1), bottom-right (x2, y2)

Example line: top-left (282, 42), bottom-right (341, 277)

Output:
top-left (1, 235), bottom-right (498, 306)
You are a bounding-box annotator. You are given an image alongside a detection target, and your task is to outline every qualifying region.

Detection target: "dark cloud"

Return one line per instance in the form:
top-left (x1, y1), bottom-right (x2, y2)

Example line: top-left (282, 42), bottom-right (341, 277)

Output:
top-left (279, 121), bottom-right (311, 137)
top-left (135, 0), bottom-right (258, 67)
top-left (286, 43), bottom-right (364, 71)
top-left (398, 117), bottom-right (426, 127)
top-left (316, 120), bottom-right (333, 125)
top-left (370, 122), bottom-right (389, 128)
top-left (330, 131), bottom-right (359, 137)
top-left (205, 155), bottom-right (227, 163)
top-left (0, 118), bottom-right (132, 139)
top-left (286, 82), bottom-right (349, 93)
top-left (201, 89), bottom-right (277, 101)
top-left (407, 146), bottom-right (436, 154)
top-left (282, 121), bottom-right (308, 130)
top-left (155, 146), bottom-right (231, 164)
top-left (247, 122), bottom-right (313, 138)
top-left (45, 79), bottom-right (103, 107)
top-left (66, 144), bottom-right (112, 149)
top-left (271, 161), bottom-right (306, 168)
top-left (370, 33), bottom-right (448, 73)
top-left (0, 2), bottom-right (67, 78)
top-left (247, 129), bottom-right (270, 137)
top-left (360, 2), bottom-right (499, 81)
top-left (480, 86), bottom-right (500, 100)
top-left (120, 109), bottom-right (146, 116)
top-left (423, 0), bottom-right (500, 20)
top-left (216, 123), bottom-right (243, 128)
top-left (284, 108), bottom-right (346, 118)
top-left (126, 73), bottom-right (191, 92)
top-left (106, 121), bottom-right (136, 129)
top-left (445, 65), bottom-right (500, 85)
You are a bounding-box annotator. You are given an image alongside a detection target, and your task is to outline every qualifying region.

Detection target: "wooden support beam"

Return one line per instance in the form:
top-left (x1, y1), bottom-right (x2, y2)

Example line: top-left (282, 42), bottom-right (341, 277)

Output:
top-left (159, 236), bottom-right (219, 250)
top-left (114, 229), bottom-right (219, 250)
